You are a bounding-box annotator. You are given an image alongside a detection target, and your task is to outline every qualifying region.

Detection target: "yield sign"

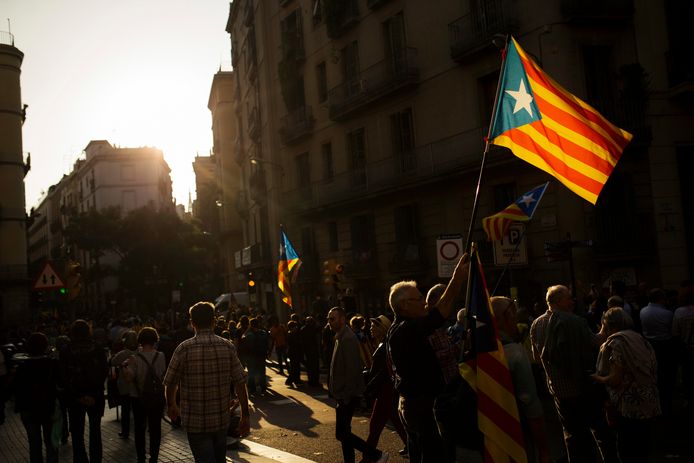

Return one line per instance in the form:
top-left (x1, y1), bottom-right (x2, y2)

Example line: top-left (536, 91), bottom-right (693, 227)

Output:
top-left (33, 262), bottom-right (65, 290)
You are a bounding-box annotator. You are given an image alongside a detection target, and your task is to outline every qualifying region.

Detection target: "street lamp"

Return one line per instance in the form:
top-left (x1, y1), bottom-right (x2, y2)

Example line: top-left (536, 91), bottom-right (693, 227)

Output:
top-left (249, 157), bottom-right (284, 174)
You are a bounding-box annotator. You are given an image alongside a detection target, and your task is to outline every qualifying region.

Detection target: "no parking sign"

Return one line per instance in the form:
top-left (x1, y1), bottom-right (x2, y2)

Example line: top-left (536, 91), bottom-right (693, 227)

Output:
top-left (436, 235), bottom-right (463, 278)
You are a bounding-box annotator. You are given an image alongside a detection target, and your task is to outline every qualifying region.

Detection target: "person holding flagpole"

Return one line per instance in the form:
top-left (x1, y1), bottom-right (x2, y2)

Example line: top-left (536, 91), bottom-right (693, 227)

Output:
top-left (386, 253), bottom-right (469, 463)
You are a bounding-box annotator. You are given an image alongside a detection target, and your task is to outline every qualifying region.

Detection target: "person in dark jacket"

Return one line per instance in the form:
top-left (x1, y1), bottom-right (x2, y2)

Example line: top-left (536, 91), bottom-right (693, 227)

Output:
top-left (14, 332), bottom-right (61, 463)
top-left (301, 316), bottom-right (321, 387)
top-left (286, 321), bottom-right (304, 387)
top-left (60, 319), bottom-right (109, 463)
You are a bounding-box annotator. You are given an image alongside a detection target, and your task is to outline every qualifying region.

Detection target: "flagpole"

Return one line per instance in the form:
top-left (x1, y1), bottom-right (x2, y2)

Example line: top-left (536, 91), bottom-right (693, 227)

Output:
top-left (464, 34), bottom-right (511, 253)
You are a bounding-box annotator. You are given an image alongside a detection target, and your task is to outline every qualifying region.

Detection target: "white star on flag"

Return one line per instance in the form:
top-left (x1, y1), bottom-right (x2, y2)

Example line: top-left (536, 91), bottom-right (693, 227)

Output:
top-left (520, 194), bottom-right (536, 207)
top-left (505, 80), bottom-right (534, 117)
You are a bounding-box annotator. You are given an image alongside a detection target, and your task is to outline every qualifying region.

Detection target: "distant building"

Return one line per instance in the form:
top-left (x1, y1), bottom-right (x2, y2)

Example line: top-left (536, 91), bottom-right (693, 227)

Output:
top-left (27, 140), bottom-right (174, 315)
top-left (225, 0), bottom-right (692, 318)
top-left (208, 70), bottom-right (245, 293)
top-left (0, 32), bottom-right (29, 326)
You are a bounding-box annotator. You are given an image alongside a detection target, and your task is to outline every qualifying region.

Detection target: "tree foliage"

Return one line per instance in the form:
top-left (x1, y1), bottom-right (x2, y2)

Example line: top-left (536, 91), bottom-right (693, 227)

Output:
top-left (64, 205), bottom-right (220, 314)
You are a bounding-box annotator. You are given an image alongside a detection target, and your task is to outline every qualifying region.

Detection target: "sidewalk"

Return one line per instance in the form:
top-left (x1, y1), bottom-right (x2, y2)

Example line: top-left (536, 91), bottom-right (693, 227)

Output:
top-left (0, 399), bottom-right (315, 463)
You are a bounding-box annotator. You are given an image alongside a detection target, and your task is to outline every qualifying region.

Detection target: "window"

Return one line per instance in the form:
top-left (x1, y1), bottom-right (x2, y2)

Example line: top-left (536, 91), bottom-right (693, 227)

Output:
top-left (312, 0), bottom-right (323, 26)
top-left (121, 164), bottom-right (135, 181)
top-left (390, 108), bottom-right (415, 172)
top-left (479, 71), bottom-right (499, 126)
top-left (342, 41), bottom-right (360, 96)
top-left (328, 221), bottom-right (338, 251)
top-left (295, 152), bottom-right (312, 200)
top-left (122, 190), bottom-right (137, 212)
top-left (384, 13), bottom-right (406, 73)
top-left (350, 214), bottom-right (375, 263)
top-left (280, 8), bottom-right (304, 61)
top-left (316, 61), bottom-right (328, 102)
top-left (322, 142), bottom-right (334, 182)
top-left (347, 128), bottom-right (366, 186)
top-left (583, 46), bottom-right (615, 119)
top-left (394, 204), bottom-right (419, 261)
top-left (301, 226), bottom-right (315, 255)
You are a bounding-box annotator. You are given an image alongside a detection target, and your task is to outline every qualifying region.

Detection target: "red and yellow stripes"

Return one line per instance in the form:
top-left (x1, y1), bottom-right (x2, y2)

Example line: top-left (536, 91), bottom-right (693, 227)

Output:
top-left (482, 204), bottom-right (527, 241)
top-left (494, 38), bottom-right (632, 204)
top-left (277, 260), bottom-right (292, 307)
top-left (460, 251), bottom-right (528, 463)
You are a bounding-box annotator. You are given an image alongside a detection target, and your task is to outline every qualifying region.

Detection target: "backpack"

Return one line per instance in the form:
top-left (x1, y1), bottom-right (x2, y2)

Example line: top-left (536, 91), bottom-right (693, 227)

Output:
top-left (136, 352), bottom-right (165, 408)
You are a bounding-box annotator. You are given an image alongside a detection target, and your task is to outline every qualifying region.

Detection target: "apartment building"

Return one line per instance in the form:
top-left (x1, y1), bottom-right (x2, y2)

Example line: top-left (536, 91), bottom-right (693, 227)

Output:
top-left (26, 140), bottom-right (174, 314)
top-left (226, 0), bottom-right (693, 317)
top-left (207, 70), bottom-right (246, 292)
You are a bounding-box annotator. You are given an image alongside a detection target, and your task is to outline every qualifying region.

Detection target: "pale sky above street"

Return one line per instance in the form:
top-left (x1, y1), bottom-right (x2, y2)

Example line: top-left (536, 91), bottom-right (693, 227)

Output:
top-left (4, 0), bottom-right (232, 210)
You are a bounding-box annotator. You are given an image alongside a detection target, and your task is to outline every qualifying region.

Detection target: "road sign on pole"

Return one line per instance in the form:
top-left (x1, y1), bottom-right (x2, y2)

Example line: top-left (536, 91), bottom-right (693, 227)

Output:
top-left (437, 235), bottom-right (463, 278)
top-left (33, 262), bottom-right (65, 290)
top-left (493, 223), bottom-right (528, 267)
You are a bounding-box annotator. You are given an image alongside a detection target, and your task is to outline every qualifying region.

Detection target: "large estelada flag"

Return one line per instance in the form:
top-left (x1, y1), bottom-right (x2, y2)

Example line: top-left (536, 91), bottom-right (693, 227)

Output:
top-left (482, 182), bottom-right (549, 241)
top-left (460, 247), bottom-right (527, 463)
top-left (490, 37), bottom-right (632, 204)
top-left (278, 228), bottom-right (302, 308)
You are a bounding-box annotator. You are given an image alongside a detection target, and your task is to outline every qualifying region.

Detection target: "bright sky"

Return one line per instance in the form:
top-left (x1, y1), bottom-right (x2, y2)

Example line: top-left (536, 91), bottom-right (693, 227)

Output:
top-left (5, 0), bottom-right (231, 210)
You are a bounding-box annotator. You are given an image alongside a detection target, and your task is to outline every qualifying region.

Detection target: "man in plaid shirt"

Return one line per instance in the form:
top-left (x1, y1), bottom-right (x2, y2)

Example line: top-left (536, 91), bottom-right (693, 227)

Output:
top-left (164, 302), bottom-right (250, 463)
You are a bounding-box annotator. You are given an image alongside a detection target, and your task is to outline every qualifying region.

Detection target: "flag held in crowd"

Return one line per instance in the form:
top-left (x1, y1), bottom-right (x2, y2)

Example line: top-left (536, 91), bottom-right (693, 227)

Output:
top-left (278, 228), bottom-right (302, 308)
top-left (482, 182), bottom-right (549, 241)
top-left (460, 246), bottom-right (527, 463)
top-left (490, 36), bottom-right (632, 205)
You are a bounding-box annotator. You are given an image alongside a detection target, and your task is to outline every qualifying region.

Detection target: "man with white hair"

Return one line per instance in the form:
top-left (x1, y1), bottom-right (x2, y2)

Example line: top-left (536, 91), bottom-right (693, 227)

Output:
top-left (530, 285), bottom-right (618, 462)
top-left (387, 254), bottom-right (468, 463)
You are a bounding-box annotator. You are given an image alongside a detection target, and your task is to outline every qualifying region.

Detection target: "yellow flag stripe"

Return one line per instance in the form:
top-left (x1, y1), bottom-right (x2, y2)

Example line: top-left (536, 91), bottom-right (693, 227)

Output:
top-left (479, 413), bottom-right (528, 463)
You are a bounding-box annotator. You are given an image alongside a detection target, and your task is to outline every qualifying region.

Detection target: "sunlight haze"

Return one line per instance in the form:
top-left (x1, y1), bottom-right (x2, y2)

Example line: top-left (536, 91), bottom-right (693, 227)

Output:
top-left (5, 0), bottom-right (231, 210)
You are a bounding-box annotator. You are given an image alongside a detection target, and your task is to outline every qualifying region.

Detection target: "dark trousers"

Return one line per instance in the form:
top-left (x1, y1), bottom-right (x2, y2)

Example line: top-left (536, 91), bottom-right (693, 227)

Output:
top-left (287, 355), bottom-right (302, 384)
top-left (21, 411), bottom-right (58, 463)
top-left (617, 415), bottom-right (651, 463)
top-left (305, 352), bottom-right (320, 386)
top-left (398, 395), bottom-right (444, 463)
top-left (366, 388), bottom-right (407, 449)
top-left (69, 398), bottom-right (104, 463)
top-left (120, 395), bottom-right (132, 436)
top-left (335, 396), bottom-right (381, 463)
top-left (275, 346), bottom-right (287, 374)
top-left (554, 393), bottom-right (619, 463)
top-left (187, 427), bottom-right (227, 463)
top-left (132, 399), bottom-right (163, 463)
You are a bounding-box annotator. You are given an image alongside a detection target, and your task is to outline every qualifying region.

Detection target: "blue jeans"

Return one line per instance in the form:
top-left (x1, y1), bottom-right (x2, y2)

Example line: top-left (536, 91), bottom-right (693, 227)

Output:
top-left (187, 428), bottom-right (227, 463)
top-left (21, 411), bottom-right (58, 463)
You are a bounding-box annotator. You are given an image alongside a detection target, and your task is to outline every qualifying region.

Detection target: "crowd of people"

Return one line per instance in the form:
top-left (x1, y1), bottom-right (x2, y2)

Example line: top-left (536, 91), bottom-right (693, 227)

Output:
top-left (0, 268), bottom-right (692, 463)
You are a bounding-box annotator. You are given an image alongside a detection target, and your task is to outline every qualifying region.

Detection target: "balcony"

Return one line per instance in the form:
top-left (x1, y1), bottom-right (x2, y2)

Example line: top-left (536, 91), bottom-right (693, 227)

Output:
top-left (285, 127), bottom-right (489, 213)
top-left (328, 47), bottom-right (419, 121)
top-left (248, 107), bottom-right (260, 142)
top-left (280, 106), bottom-right (314, 145)
top-left (279, 35), bottom-right (305, 64)
top-left (448, 0), bottom-right (515, 63)
top-left (325, 0), bottom-right (360, 38)
top-left (560, 0), bottom-right (633, 24)
top-left (666, 50), bottom-right (694, 100)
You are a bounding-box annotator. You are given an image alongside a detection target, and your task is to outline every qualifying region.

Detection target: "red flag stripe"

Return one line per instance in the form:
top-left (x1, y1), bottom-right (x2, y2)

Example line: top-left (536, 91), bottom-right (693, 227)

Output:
top-left (519, 52), bottom-right (628, 146)
top-left (533, 94), bottom-right (620, 173)
top-left (478, 389), bottom-right (526, 448)
top-left (504, 125), bottom-right (605, 195)
top-left (478, 354), bottom-right (515, 392)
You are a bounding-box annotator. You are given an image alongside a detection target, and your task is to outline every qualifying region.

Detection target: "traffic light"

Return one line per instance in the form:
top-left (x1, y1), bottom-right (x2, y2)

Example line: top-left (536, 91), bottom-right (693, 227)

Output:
top-left (247, 271), bottom-right (256, 291)
top-left (65, 261), bottom-right (82, 300)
